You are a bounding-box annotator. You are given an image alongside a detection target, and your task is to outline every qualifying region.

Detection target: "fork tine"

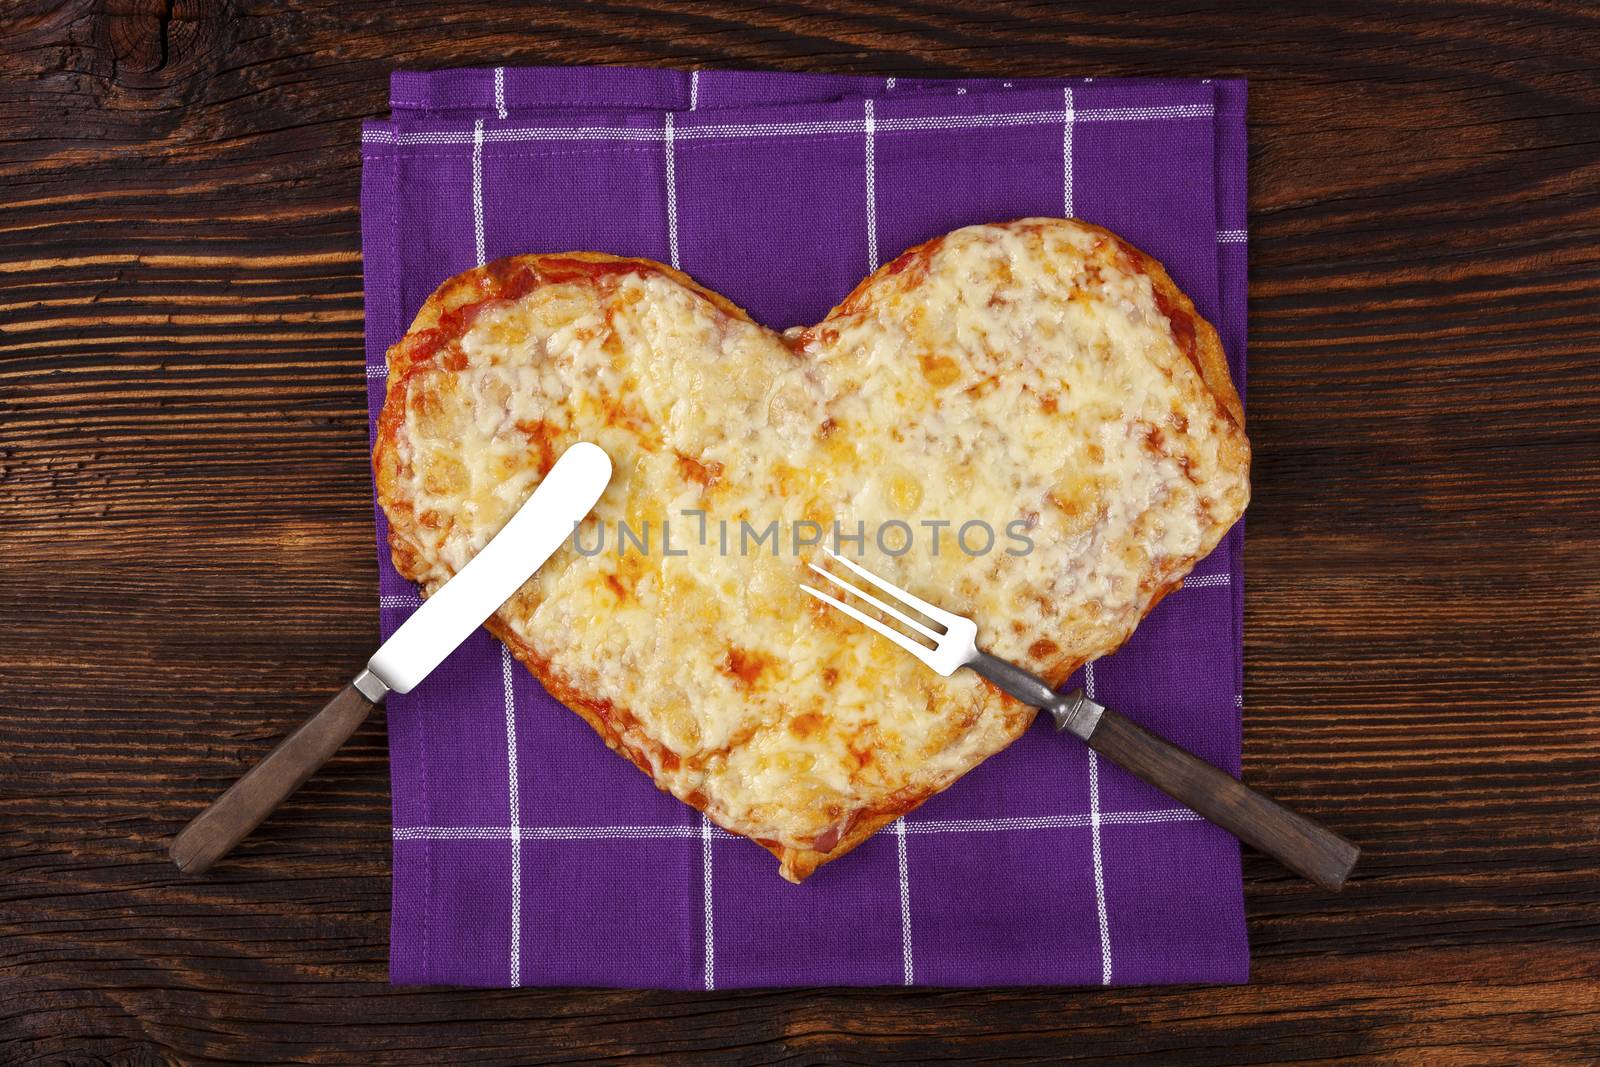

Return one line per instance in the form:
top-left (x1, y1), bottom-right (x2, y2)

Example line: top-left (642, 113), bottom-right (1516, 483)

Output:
top-left (821, 548), bottom-right (958, 629)
top-left (805, 562), bottom-right (942, 641)
top-left (800, 585), bottom-right (936, 663)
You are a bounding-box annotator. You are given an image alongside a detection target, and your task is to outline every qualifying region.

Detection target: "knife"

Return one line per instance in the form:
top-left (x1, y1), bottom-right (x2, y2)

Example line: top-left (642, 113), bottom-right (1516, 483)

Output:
top-left (170, 441), bottom-right (613, 875)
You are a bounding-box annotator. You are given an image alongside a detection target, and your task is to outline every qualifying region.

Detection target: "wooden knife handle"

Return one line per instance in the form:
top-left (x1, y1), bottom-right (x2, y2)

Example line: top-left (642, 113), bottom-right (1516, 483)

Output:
top-left (170, 683), bottom-right (376, 875)
top-left (1086, 708), bottom-right (1360, 891)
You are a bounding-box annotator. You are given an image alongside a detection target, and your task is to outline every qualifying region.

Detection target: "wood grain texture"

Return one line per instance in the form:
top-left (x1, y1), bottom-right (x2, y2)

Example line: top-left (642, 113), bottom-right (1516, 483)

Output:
top-left (1, 0), bottom-right (1597, 1063)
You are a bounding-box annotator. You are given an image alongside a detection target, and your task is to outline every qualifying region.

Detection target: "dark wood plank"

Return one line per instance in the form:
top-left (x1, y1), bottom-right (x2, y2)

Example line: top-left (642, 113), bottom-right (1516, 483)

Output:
top-left (2, 0), bottom-right (1597, 1063)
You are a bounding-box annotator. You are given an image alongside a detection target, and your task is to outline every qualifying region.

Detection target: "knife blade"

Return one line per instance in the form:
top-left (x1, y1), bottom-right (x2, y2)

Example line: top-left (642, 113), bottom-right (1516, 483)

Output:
top-left (362, 439), bottom-right (612, 697)
top-left (170, 441), bottom-right (612, 875)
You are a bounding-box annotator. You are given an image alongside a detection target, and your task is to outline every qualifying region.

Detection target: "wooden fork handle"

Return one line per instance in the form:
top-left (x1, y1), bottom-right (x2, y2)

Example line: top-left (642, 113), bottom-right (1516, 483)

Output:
top-left (170, 683), bottom-right (377, 876)
top-left (1085, 707), bottom-right (1359, 891)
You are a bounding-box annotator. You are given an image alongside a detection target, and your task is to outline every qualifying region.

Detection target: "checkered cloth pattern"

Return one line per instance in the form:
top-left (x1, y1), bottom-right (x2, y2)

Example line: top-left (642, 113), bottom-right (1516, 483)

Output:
top-left (361, 67), bottom-right (1249, 988)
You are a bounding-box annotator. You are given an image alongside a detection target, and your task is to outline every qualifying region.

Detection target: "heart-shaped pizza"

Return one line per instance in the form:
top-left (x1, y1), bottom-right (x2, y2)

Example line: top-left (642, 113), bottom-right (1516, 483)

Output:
top-left (374, 218), bottom-right (1250, 881)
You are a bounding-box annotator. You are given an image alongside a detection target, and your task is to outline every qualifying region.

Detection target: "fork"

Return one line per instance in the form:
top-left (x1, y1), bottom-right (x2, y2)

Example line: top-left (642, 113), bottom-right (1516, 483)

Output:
top-left (803, 550), bottom-right (1360, 891)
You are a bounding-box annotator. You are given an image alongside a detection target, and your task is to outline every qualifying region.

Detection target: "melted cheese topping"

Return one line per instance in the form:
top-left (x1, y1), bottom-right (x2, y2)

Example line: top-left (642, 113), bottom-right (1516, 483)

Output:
top-left (376, 219), bottom-right (1250, 878)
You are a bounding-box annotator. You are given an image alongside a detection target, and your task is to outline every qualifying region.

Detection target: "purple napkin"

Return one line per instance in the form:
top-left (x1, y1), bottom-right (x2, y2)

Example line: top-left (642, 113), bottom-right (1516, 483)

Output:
top-left (361, 68), bottom-right (1248, 989)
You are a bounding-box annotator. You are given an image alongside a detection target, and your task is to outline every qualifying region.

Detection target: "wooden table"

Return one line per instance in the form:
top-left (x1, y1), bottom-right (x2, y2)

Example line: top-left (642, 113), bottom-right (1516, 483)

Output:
top-left (3, 2), bottom-right (1597, 1063)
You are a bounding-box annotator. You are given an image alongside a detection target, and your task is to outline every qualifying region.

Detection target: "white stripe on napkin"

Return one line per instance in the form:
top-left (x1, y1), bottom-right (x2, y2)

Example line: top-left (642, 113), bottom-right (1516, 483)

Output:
top-left (661, 119), bottom-right (713, 989)
top-left (361, 104), bottom-right (1214, 148)
top-left (1086, 661), bottom-right (1113, 985)
top-left (378, 579), bottom-right (1223, 615)
top-left (501, 645), bottom-right (523, 987)
top-left (863, 113), bottom-right (911, 983)
top-left (864, 98), bottom-right (879, 273)
top-left (471, 119), bottom-right (486, 269)
top-left (664, 113), bottom-right (681, 270)
top-left (1062, 87), bottom-right (1074, 218)
top-left (701, 814), bottom-right (715, 990)
top-left (392, 808), bottom-right (1203, 841)
top-left (896, 818), bottom-right (913, 984)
